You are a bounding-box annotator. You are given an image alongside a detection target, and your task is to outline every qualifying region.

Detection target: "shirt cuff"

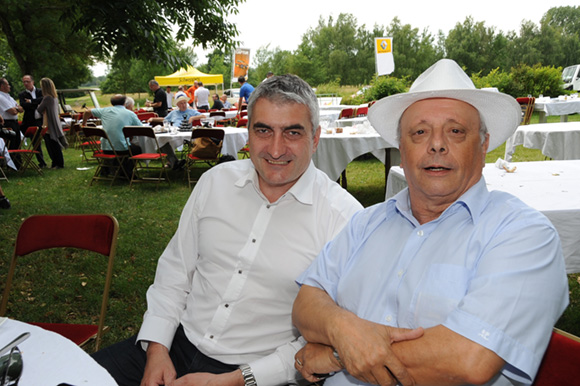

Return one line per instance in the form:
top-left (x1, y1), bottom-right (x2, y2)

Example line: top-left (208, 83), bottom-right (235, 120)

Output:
top-left (250, 337), bottom-right (306, 386)
top-left (136, 314), bottom-right (180, 351)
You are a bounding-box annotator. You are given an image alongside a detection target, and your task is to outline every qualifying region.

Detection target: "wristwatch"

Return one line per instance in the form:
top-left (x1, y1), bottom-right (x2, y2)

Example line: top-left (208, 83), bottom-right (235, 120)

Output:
top-left (239, 363), bottom-right (257, 386)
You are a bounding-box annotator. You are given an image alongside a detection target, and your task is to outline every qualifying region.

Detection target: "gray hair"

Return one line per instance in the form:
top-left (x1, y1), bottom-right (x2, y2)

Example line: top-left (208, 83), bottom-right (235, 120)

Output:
top-left (148, 80), bottom-right (159, 87)
top-left (247, 74), bottom-right (319, 132)
top-left (125, 96), bottom-right (135, 109)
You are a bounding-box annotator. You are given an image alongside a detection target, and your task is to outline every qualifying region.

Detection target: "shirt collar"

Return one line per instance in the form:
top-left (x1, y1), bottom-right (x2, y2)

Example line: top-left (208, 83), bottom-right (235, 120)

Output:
top-left (389, 176), bottom-right (489, 225)
top-left (235, 161), bottom-right (317, 205)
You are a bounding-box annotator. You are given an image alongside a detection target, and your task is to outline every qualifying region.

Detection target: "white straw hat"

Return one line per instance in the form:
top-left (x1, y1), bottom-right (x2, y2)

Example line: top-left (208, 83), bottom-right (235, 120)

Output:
top-left (368, 59), bottom-right (521, 151)
top-left (175, 96), bottom-right (189, 104)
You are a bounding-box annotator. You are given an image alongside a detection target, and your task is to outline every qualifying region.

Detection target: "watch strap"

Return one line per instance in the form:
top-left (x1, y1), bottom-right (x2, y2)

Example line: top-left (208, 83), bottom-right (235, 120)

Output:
top-left (239, 363), bottom-right (257, 386)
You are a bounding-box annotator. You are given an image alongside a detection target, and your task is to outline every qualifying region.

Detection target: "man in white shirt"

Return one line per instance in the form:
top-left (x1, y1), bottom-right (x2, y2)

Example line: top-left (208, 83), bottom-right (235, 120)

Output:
top-left (93, 74), bottom-right (363, 386)
top-left (0, 78), bottom-right (24, 168)
top-left (194, 81), bottom-right (210, 111)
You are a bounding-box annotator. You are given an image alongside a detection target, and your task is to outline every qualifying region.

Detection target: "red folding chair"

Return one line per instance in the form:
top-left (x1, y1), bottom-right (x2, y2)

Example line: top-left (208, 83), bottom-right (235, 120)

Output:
top-left (82, 126), bottom-right (130, 186)
top-left (122, 126), bottom-right (170, 188)
top-left (533, 328), bottom-right (580, 385)
top-left (516, 97), bottom-right (535, 125)
top-left (0, 214), bottom-right (119, 352)
top-left (8, 126), bottom-right (47, 175)
top-left (338, 108), bottom-right (355, 119)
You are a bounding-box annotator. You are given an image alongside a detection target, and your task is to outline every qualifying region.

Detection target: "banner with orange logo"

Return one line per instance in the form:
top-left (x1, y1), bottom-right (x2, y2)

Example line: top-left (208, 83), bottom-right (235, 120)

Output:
top-left (232, 48), bottom-right (251, 80)
top-left (375, 37), bottom-right (394, 76)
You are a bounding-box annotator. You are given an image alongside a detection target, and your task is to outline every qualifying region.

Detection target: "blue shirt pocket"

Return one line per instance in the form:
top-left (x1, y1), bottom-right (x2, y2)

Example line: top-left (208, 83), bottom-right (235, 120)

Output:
top-left (408, 264), bottom-right (471, 328)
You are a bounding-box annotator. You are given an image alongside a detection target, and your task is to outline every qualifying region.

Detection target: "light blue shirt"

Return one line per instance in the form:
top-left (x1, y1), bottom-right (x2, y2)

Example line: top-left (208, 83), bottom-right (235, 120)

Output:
top-left (298, 178), bottom-right (569, 386)
top-left (164, 108), bottom-right (201, 126)
top-left (91, 105), bottom-right (142, 151)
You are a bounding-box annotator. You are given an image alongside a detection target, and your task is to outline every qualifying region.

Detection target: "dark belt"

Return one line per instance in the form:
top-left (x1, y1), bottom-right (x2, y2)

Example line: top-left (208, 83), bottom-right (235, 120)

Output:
top-left (4, 119), bottom-right (18, 122)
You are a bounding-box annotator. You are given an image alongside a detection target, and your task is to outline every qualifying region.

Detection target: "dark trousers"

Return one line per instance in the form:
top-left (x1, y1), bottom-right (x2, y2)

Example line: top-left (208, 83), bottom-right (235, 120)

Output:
top-left (102, 144), bottom-right (142, 178)
top-left (3, 119), bottom-right (21, 168)
top-left (91, 325), bottom-right (237, 386)
top-left (21, 119), bottom-right (46, 167)
top-left (44, 133), bottom-right (64, 168)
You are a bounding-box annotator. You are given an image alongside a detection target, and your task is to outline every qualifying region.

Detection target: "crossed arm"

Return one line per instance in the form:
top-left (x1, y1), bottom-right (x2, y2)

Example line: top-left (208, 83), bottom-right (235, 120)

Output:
top-left (292, 285), bottom-right (505, 386)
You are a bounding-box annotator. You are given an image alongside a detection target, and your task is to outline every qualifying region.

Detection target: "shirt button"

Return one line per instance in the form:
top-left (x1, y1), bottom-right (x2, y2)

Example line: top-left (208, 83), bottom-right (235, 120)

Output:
top-left (252, 239), bottom-right (256, 243)
top-left (267, 204), bottom-right (271, 209)
top-left (417, 230), bottom-right (424, 236)
top-left (385, 315), bottom-right (392, 322)
top-left (238, 270), bottom-right (242, 274)
top-left (209, 335), bottom-right (214, 339)
top-left (225, 304), bottom-right (229, 308)
top-left (397, 270), bottom-right (404, 277)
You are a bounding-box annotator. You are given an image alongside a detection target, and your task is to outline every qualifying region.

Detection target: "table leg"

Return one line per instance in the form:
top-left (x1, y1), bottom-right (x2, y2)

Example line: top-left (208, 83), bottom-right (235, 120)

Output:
top-left (561, 115), bottom-right (569, 123)
top-left (539, 112), bottom-right (547, 124)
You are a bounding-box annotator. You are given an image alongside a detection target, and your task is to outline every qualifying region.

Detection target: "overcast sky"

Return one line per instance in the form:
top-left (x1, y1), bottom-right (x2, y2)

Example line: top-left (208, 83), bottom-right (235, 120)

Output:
top-left (92, 0), bottom-right (577, 76)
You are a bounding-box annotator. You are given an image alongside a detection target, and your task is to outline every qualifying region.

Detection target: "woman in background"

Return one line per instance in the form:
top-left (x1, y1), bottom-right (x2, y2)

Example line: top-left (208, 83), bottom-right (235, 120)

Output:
top-left (37, 77), bottom-right (68, 168)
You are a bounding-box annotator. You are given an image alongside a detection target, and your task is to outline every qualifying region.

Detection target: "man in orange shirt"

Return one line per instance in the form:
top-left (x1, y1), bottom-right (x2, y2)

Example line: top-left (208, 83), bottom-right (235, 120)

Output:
top-left (186, 81), bottom-right (199, 107)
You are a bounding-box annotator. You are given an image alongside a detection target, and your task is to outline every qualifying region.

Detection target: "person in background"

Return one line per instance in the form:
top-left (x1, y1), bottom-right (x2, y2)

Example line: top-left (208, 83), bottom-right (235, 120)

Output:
top-left (0, 78), bottom-right (24, 168)
top-left (262, 71), bottom-right (274, 82)
top-left (36, 78), bottom-right (68, 169)
top-left (166, 86), bottom-right (174, 108)
top-left (194, 82), bottom-right (210, 111)
top-left (237, 76), bottom-right (254, 115)
top-left (157, 96), bottom-right (203, 170)
top-left (83, 94), bottom-right (142, 177)
top-left (292, 59), bottom-right (569, 386)
top-left (146, 80), bottom-right (168, 117)
top-left (125, 96), bottom-right (136, 112)
top-left (91, 74), bottom-right (363, 386)
top-left (19, 75), bottom-right (47, 168)
top-left (174, 86), bottom-right (187, 101)
top-left (211, 94), bottom-right (224, 110)
top-left (220, 94), bottom-right (232, 109)
top-left (186, 81), bottom-right (199, 107)
top-left (0, 184), bottom-right (10, 209)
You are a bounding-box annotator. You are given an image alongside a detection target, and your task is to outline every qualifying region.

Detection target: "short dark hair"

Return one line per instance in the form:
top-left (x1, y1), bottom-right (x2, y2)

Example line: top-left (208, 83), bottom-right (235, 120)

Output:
top-left (238, 76), bottom-right (246, 84)
top-left (111, 94), bottom-right (126, 106)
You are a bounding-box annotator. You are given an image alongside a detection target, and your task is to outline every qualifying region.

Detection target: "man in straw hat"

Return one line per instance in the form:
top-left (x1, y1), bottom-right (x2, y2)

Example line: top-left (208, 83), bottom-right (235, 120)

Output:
top-left (292, 59), bottom-right (569, 386)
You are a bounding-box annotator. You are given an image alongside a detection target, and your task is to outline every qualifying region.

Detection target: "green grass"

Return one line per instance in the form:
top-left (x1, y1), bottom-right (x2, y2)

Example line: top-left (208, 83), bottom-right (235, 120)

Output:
top-left (1, 116), bottom-right (579, 351)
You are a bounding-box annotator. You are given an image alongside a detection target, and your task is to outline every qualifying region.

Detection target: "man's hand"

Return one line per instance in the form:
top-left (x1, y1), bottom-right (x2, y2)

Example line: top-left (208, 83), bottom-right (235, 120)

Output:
top-left (295, 343), bottom-right (340, 383)
top-left (168, 370), bottom-right (245, 386)
top-left (331, 317), bottom-right (423, 386)
top-left (141, 342), bottom-right (177, 386)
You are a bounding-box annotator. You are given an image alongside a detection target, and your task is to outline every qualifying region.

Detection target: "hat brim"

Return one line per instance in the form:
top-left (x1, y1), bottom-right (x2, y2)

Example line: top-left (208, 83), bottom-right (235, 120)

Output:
top-left (368, 89), bottom-right (521, 151)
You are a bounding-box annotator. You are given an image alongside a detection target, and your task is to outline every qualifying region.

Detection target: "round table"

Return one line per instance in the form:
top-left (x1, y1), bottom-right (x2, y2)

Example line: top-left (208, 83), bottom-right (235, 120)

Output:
top-left (0, 317), bottom-right (116, 385)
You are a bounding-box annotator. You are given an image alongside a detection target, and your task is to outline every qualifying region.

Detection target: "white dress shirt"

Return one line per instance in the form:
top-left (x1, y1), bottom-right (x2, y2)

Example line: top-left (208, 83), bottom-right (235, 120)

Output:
top-left (137, 159), bottom-right (362, 385)
top-left (0, 91), bottom-right (19, 120)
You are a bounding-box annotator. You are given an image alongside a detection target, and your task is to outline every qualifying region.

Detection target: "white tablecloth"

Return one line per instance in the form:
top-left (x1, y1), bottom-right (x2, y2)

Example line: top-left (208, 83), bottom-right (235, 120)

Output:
top-left (201, 110), bottom-right (238, 121)
top-left (0, 318), bottom-right (116, 385)
top-left (386, 160), bottom-right (580, 274)
top-left (334, 117), bottom-right (368, 127)
top-left (0, 138), bottom-right (16, 170)
top-left (312, 132), bottom-right (395, 181)
top-left (504, 122), bottom-right (580, 161)
top-left (535, 99), bottom-right (580, 123)
top-left (143, 127), bottom-right (249, 159)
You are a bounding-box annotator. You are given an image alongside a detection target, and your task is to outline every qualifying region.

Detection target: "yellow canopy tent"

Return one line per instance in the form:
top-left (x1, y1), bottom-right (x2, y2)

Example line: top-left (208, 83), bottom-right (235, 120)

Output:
top-left (155, 66), bottom-right (224, 92)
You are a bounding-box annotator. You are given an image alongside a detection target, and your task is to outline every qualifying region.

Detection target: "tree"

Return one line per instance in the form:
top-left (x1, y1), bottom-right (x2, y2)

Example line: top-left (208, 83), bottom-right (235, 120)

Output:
top-left (0, 0), bottom-right (243, 90)
top-left (65, 0), bottom-right (244, 68)
top-left (445, 16), bottom-right (509, 76)
top-left (542, 6), bottom-right (580, 66)
top-left (385, 18), bottom-right (442, 80)
top-left (0, 0), bottom-right (93, 89)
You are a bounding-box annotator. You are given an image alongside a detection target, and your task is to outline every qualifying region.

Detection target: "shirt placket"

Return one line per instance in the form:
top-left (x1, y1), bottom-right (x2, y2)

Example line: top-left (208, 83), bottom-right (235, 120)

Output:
top-left (201, 200), bottom-right (276, 344)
